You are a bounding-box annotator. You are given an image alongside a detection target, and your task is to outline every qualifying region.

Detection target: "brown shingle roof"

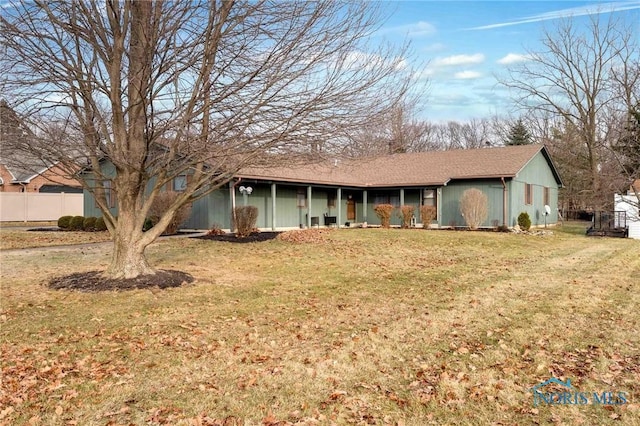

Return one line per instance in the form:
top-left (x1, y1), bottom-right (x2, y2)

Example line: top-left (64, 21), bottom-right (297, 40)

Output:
top-left (239, 144), bottom-right (559, 187)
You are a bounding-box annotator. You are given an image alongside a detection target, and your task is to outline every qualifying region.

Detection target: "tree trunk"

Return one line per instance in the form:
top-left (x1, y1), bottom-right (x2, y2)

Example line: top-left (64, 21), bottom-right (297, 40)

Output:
top-left (106, 238), bottom-right (155, 279)
top-left (105, 213), bottom-right (155, 279)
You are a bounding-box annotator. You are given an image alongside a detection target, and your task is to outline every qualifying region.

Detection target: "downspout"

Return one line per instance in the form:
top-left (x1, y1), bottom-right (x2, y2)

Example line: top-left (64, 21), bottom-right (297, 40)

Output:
top-left (501, 177), bottom-right (507, 227)
top-left (230, 178), bottom-right (242, 232)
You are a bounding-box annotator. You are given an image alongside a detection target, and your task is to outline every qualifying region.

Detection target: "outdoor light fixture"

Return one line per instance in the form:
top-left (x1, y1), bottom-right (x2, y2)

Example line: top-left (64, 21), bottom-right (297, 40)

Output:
top-left (239, 186), bottom-right (253, 205)
top-left (239, 186), bottom-right (253, 195)
top-left (544, 204), bottom-right (551, 228)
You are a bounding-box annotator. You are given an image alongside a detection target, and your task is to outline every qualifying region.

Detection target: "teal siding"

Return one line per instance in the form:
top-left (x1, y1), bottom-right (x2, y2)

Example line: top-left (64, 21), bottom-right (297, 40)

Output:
top-left (82, 162), bottom-right (117, 218)
top-left (185, 187), bottom-right (230, 229)
top-left (441, 180), bottom-right (505, 228)
top-left (509, 151), bottom-right (560, 227)
top-left (438, 151), bottom-right (561, 228)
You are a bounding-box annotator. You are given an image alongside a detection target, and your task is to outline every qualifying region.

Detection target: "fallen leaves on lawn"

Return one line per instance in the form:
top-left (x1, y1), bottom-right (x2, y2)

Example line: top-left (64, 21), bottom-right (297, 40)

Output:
top-left (276, 229), bottom-right (334, 244)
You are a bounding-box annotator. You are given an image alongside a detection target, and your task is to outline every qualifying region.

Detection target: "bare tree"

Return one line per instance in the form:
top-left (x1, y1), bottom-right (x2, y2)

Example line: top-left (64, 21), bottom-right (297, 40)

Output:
top-left (609, 104), bottom-right (640, 207)
top-left (341, 98), bottom-right (435, 157)
top-left (607, 48), bottom-right (640, 208)
top-left (426, 119), bottom-right (496, 150)
top-left (1, 1), bottom-right (414, 279)
top-left (500, 14), bottom-right (639, 209)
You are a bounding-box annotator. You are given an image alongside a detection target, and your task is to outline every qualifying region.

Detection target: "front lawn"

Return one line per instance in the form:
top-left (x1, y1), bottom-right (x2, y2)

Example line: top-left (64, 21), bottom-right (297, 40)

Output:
top-left (1, 227), bottom-right (638, 425)
top-left (0, 228), bottom-right (112, 251)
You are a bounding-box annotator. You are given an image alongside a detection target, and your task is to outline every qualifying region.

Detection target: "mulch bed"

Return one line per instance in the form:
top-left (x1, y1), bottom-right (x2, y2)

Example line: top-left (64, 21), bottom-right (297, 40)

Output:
top-left (194, 232), bottom-right (281, 243)
top-left (48, 270), bottom-right (194, 292)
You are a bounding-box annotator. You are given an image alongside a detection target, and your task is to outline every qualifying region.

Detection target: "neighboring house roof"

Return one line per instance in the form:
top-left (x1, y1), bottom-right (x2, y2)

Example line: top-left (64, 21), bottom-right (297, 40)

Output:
top-left (0, 100), bottom-right (71, 184)
top-left (239, 144), bottom-right (563, 188)
top-left (631, 179), bottom-right (640, 194)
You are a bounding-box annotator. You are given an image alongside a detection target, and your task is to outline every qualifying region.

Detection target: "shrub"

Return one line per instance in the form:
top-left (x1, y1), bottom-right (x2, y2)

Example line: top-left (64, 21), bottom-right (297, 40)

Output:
top-left (148, 191), bottom-right (193, 235)
top-left (374, 204), bottom-right (394, 228)
top-left (518, 212), bottom-right (532, 231)
top-left (69, 215), bottom-right (85, 231)
top-left (459, 188), bottom-right (488, 230)
top-left (420, 205), bottom-right (436, 229)
top-left (82, 216), bottom-right (97, 232)
top-left (234, 206), bottom-right (259, 237)
top-left (397, 205), bottom-right (415, 228)
top-left (58, 215), bottom-right (72, 230)
top-left (94, 216), bottom-right (107, 231)
top-left (206, 223), bottom-right (225, 236)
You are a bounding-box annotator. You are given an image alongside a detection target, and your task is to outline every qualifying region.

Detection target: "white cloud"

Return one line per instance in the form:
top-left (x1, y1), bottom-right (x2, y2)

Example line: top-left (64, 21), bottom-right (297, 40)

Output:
top-left (394, 57), bottom-right (409, 71)
top-left (497, 53), bottom-right (533, 65)
top-left (467, 1), bottom-right (640, 30)
top-left (454, 70), bottom-right (482, 80)
top-left (406, 21), bottom-right (437, 36)
top-left (383, 20), bottom-right (437, 37)
top-left (422, 42), bottom-right (446, 53)
top-left (433, 54), bottom-right (485, 67)
top-left (413, 68), bottom-right (435, 80)
top-left (344, 51), bottom-right (384, 70)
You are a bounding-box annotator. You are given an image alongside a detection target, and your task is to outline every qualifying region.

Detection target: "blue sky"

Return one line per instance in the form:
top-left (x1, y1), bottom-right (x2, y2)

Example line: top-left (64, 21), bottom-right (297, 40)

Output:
top-left (374, 1), bottom-right (640, 123)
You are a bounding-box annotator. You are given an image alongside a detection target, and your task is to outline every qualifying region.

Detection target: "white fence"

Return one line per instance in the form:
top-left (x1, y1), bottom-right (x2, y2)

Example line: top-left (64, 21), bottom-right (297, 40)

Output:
top-left (0, 192), bottom-right (84, 222)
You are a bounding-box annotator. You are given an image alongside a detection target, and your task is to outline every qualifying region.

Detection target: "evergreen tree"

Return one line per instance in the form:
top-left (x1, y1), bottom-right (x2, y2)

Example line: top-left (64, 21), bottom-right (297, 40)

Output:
top-left (505, 119), bottom-right (533, 145)
top-left (614, 105), bottom-right (640, 176)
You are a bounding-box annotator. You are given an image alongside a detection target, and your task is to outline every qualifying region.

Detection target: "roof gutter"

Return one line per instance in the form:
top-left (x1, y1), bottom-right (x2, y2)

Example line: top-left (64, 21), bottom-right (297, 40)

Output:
top-left (501, 177), bottom-right (508, 227)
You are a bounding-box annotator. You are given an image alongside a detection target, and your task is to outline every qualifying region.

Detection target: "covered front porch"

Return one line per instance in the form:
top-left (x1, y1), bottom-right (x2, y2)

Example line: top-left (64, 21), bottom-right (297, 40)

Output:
top-left (225, 180), bottom-right (441, 230)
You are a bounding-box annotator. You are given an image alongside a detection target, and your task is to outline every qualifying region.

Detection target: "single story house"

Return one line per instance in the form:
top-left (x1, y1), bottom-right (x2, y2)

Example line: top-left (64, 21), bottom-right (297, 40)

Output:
top-left (83, 144), bottom-right (563, 230)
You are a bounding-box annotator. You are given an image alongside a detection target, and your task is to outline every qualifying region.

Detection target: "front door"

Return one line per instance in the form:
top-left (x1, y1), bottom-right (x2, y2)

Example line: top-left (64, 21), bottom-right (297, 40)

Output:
top-left (347, 199), bottom-right (356, 221)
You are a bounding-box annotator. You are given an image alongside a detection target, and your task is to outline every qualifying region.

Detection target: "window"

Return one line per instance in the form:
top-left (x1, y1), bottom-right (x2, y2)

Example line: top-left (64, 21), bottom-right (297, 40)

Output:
top-left (327, 193), bottom-right (336, 208)
top-left (297, 190), bottom-right (307, 208)
top-left (173, 175), bottom-right (188, 192)
top-left (423, 189), bottom-right (436, 206)
top-left (423, 189), bottom-right (438, 219)
top-left (373, 193), bottom-right (400, 206)
top-left (525, 183), bottom-right (533, 205)
top-left (543, 187), bottom-right (550, 206)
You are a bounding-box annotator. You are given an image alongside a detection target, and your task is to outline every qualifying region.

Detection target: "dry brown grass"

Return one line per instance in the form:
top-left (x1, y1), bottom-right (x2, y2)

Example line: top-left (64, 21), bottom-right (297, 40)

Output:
top-left (0, 229), bottom-right (112, 250)
top-left (1, 227), bottom-right (638, 425)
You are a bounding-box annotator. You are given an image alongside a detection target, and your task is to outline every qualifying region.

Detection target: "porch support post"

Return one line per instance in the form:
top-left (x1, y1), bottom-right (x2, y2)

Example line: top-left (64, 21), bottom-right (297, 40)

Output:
top-left (271, 183), bottom-right (277, 231)
top-left (437, 187), bottom-right (443, 228)
top-left (337, 187), bottom-right (342, 228)
top-left (229, 181), bottom-right (236, 232)
top-left (501, 177), bottom-right (507, 227)
top-left (400, 188), bottom-right (405, 206)
top-left (307, 185), bottom-right (312, 228)
top-left (362, 190), bottom-right (368, 223)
